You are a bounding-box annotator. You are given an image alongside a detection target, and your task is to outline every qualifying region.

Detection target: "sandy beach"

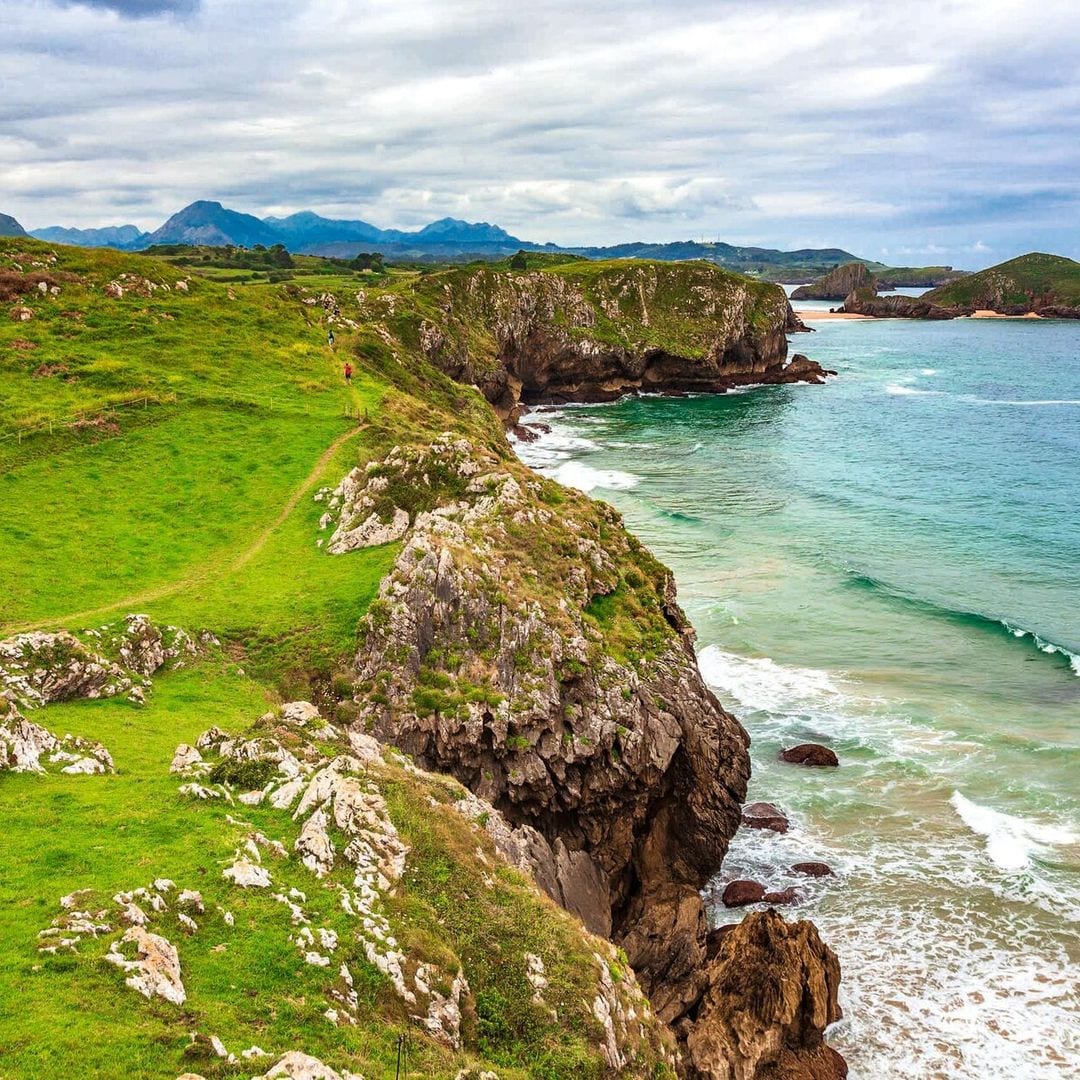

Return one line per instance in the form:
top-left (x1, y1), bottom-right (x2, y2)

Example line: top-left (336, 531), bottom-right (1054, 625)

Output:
top-left (794, 309), bottom-right (871, 320)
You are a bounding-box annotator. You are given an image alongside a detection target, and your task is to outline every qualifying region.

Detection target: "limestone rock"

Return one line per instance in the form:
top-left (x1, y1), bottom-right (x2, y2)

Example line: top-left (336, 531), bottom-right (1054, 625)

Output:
top-left (253, 1051), bottom-right (362, 1080)
top-left (0, 700), bottom-right (113, 775)
top-left (105, 926), bottom-right (186, 1005)
top-left (223, 856), bottom-right (271, 888)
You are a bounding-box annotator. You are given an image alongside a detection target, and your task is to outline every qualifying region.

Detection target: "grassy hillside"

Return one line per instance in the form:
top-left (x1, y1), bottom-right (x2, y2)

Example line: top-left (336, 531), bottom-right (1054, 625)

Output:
top-left (924, 252), bottom-right (1080, 309)
top-left (0, 237), bottom-right (678, 1079)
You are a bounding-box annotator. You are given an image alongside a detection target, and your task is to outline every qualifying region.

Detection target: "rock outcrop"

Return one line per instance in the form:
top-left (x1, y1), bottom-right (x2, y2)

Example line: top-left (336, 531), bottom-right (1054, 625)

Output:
top-left (0, 615), bottom-right (201, 709)
top-left (840, 287), bottom-right (958, 320)
top-left (685, 911), bottom-right (844, 1080)
top-left (0, 697), bottom-right (114, 774)
top-left (790, 262), bottom-right (874, 301)
top-left (331, 436), bottom-right (842, 1074)
top-left (407, 262), bottom-right (824, 422)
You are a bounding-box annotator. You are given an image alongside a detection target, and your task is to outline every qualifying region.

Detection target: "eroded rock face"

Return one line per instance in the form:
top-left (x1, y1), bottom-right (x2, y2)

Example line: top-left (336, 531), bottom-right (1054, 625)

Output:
top-left (790, 262), bottom-right (874, 302)
top-left (685, 910), bottom-right (844, 1080)
top-left (345, 438), bottom-right (750, 972)
top-left (413, 263), bottom-right (822, 421)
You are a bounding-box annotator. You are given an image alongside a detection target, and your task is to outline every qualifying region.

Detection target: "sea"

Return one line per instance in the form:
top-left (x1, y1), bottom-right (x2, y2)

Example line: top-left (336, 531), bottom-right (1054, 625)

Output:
top-left (511, 289), bottom-right (1080, 1080)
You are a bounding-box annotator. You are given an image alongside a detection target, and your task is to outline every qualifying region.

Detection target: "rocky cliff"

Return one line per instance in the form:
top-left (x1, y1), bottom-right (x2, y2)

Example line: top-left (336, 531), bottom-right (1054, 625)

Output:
top-left (921, 252), bottom-right (1080, 317)
top-left (840, 253), bottom-right (1080, 319)
top-left (404, 261), bottom-right (823, 422)
top-left (790, 262), bottom-right (874, 301)
top-left (840, 287), bottom-right (958, 319)
top-left (318, 433), bottom-right (844, 1077)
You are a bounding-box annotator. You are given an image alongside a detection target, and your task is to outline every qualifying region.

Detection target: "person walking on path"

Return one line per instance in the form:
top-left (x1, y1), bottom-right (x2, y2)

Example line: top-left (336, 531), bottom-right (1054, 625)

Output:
top-left (344, 361), bottom-right (353, 384)
top-left (327, 328), bottom-right (335, 347)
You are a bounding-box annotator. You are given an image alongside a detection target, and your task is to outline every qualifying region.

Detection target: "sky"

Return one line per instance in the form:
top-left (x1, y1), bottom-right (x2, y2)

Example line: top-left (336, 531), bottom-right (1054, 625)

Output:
top-left (2, 0), bottom-right (1079, 267)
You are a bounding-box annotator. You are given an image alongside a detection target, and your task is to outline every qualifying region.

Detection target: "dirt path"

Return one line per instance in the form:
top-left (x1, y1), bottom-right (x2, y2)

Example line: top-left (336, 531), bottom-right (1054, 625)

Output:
top-left (5, 425), bottom-right (361, 635)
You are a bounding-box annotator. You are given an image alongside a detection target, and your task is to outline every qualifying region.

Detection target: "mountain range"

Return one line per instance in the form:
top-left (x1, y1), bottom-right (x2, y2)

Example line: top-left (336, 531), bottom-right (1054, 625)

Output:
top-left (0, 200), bottom-right (870, 278)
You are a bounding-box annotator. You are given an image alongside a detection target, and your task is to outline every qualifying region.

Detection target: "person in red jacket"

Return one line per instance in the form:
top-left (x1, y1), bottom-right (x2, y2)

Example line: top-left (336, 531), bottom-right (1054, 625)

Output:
top-left (343, 361), bottom-right (353, 384)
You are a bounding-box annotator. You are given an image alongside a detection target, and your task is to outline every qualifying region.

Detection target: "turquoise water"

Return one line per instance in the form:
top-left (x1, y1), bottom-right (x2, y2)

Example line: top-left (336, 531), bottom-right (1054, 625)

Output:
top-left (513, 312), bottom-right (1080, 1079)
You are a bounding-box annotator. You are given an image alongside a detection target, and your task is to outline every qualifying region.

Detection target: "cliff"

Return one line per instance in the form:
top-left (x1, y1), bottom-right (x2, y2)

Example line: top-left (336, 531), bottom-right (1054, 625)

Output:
top-left (1, 236), bottom-right (844, 1079)
top-left (922, 252), bottom-right (1080, 317)
top-left (401, 260), bottom-right (824, 422)
top-left (791, 262), bottom-right (968, 301)
top-left (790, 262), bottom-right (874, 301)
top-left (841, 286), bottom-right (958, 319)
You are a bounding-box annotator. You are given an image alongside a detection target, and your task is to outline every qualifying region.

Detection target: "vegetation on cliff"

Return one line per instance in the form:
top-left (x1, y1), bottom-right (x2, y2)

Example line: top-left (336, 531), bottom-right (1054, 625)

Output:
top-left (1, 236), bottom-right (841, 1079)
top-left (923, 252), bottom-right (1080, 314)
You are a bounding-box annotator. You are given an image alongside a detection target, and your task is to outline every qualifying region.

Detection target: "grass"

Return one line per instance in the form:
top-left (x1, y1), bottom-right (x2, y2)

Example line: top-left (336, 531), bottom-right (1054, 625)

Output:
top-left (0, 238), bottom-right (689, 1078)
top-left (926, 252), bottom-right (1080, 308)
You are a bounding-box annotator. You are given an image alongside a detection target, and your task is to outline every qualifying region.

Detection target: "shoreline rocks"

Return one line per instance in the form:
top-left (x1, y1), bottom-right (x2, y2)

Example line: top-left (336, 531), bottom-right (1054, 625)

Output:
top-left (779, 743), bottom-right (839, 767)
top-left (741, 801), bottom-right (790, 834)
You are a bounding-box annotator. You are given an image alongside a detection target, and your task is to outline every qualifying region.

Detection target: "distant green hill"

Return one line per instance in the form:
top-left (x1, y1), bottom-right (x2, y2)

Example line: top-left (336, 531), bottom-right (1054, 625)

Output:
top-left (925, 252), bottom-right (1080, 312)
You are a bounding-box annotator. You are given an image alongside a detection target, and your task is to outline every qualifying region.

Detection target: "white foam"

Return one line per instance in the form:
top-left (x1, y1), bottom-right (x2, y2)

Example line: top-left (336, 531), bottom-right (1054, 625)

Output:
top-left (886, 383), bottom-right (941, 396)
top-left (547, 460), bottom-right (639, 493)
top-left (961, 395), bottom-right (1080, 407)
top-left (697, 644), bottom-right (847, 714)
top-left (950, 791), bottom-right (1079, 871)
top-left (921, 368), bottom-right (938, 375)
top-left (1004, 623), bottom-right (1080, 676)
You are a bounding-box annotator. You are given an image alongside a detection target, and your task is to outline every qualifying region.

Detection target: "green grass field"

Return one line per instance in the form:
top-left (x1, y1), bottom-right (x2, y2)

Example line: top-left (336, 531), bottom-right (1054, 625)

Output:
top-left (0, 237), bottom-right (675, 1078)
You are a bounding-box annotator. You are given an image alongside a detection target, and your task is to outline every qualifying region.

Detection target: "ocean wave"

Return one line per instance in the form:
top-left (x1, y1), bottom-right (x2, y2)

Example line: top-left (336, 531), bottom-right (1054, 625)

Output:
top-left (959, 395), bottom-right (1080, 406)
top-left (886, 383), bottom-right (942, 396)
top-left (921, 368), bottom-right (938, 375)
top-left (1003, 623), bottom-right (1080, 675)
top-left (547, 460), bottom-right (639, 493)
top-left (844, 572), bottom-right (1080, 676)
top-left (950, 791), bottom-right (1079, 871)
top-left (697, 644), bottom-right (848, 714)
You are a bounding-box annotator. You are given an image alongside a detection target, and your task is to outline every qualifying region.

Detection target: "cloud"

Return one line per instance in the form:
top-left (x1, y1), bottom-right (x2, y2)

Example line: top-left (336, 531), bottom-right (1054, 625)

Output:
top-left (54, 0), bottom-right (199, 16)
top-left (1, 0), bottom-right (1079, 265)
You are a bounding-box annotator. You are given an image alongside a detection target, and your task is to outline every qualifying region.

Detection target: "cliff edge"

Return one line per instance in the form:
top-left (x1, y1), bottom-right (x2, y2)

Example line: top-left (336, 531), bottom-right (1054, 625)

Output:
top-left (401, 260), bottom-right (824, 422)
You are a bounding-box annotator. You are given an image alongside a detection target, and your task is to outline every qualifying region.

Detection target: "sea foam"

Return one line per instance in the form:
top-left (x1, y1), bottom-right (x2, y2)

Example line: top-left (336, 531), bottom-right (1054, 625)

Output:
top-left (950, 791), bottom-right (1079, 871)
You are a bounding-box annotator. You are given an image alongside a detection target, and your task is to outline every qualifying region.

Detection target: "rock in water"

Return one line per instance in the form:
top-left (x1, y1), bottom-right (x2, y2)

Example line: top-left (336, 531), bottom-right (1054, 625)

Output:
top-left (741, 801), bottom-right (790, 833)
top-left (763, 888), bottom-right (799, 906)
top-left (722, 880), bottom-right (766, 907)
top-left (792, 862), bottom-right (834, 878)
top-left (685, 910), bottom-right (844, 1080)
top-left (779, 743), bottom-right (839, 767)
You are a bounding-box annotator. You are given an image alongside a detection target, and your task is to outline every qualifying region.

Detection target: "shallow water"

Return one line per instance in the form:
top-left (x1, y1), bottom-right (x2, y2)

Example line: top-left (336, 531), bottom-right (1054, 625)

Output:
top-left (512, 312), bottom-right (1080, 1079)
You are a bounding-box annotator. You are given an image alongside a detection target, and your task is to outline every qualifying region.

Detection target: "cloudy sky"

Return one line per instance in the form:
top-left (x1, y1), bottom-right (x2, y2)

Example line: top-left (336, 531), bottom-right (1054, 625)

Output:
top-left (2, 0), bottom-right (1079, 266)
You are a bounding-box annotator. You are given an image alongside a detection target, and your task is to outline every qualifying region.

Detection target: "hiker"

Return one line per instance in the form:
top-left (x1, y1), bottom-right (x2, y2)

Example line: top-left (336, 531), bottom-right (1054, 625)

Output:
top-left (344, 361), bottom-right (353, 384)
top-left (327, 328), bottom-right (335, 347)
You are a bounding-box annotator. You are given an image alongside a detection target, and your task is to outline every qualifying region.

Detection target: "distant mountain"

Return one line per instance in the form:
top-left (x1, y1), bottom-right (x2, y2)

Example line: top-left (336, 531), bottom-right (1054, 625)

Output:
top-left (410, 217), bottom-right (519, 244)
top-left (0, 212), bottom-right (27, 237)
top-left (14, 199), bottom-right (945, 283)
top-left (262, 211), bottom-right (383, 247)
top-left (146, 200), bottom-right (281, 248)
top-left (30, 224), bottom-right (149, 250)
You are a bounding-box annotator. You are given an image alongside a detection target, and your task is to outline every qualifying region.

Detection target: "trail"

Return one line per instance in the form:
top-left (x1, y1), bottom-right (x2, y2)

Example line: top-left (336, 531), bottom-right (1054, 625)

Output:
top-left (4, 423), bottom-right (362, 635)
